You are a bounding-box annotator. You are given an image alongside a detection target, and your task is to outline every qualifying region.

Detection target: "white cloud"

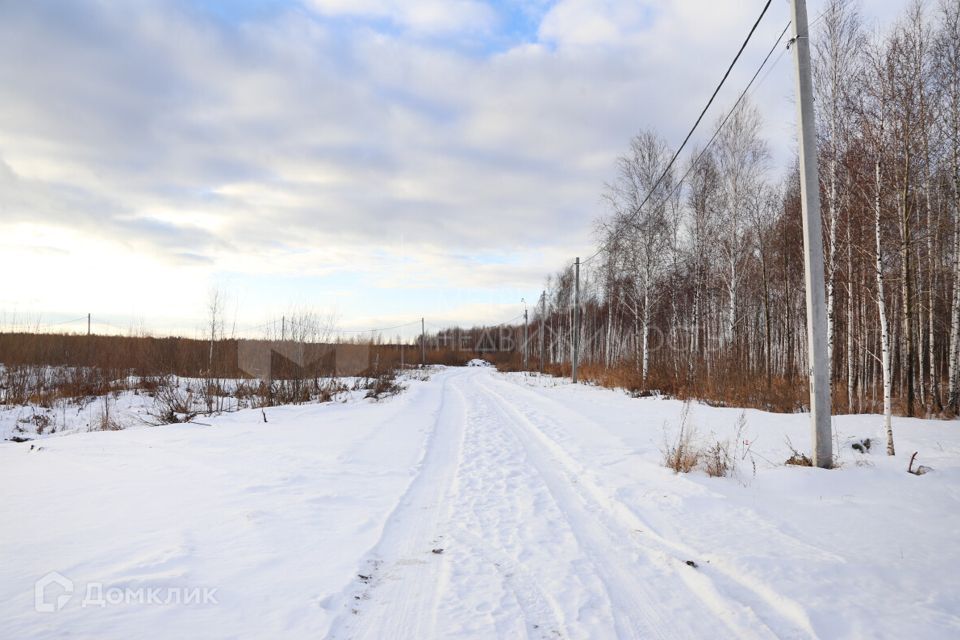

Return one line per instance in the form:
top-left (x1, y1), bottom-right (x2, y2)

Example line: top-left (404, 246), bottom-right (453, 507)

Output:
top-left (303, 0), bottom-right (496, 34)
top-left (0, 0), bottom-right (914, 328)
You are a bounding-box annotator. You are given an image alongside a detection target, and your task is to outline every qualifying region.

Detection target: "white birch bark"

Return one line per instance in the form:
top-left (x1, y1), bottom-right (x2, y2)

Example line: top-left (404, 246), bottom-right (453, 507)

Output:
top-left (875, 159), bottom-right (896, 455)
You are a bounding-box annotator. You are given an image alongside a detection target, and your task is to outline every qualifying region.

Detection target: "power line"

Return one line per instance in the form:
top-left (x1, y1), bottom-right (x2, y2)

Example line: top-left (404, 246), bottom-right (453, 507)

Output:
top-left (581, 20), bottom-right (793, 274)
top-left (494, 313), bottom-right (526, 327)
top-left (3, 315), bottom-right (429, 338)
top-left (581, 0), bottom-right (777, 268)
top-left (658, 21), bottom-right (793, 207)
top-left (233, 317), bottom-right (422, 336)
top-left (239, 319), bottom-right (280, 332)
top-left (620, 0), bottom-right (774, 230)
top-left (332, 320), bottom-right (421, 334)
top-left (603, 5), bottom-right (833, 247)
top-left (35, 316), bottom-right (88, 328)
top-left (2, 315), bottom-right (88, 331)
top-left (425, 314), bottom-right (525, 330)
top-left (580, 245), bottom-right (604, 266)
top-left (808, 6), bottom-right (828, 31)
top-left (753, 39), bottom-right (790, 90)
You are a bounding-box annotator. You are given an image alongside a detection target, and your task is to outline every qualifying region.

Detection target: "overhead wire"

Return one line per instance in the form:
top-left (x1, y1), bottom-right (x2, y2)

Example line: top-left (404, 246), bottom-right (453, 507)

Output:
top-left (657, 3), bottom-right (828, 224)
top-left (580, 0), bottom-right (777, 267)
top-left (581, 10), bottom-right (810, 271)
top-left (629, 4), bottom-right (837, 230)
top-left (4, 8), bottom-right (834, 337)
top-left (2, 315), bottom-right (88, 332)
top-left (426, 313), bottom-right (525, 329)
top-left (620, 0), bottom-right (775, 229)
top-left (648, 20), bottom-right (793, 215)
top-left (332, 320), bottom-right (422, 334)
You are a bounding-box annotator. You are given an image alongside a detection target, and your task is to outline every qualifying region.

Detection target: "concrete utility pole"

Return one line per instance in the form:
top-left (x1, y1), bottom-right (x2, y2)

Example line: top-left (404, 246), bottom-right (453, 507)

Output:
top-left (539, 291), bottom-right (546, 374)
top-left (281, 315), bottom-right (285, 342)
top-left (572, 257), bottom-right (580, 383)
top-left (790, 0), bottom-right (832, 468)
top-left (87, 313), bottom-right (91, 336)
top-left (421, 317), bottom-right (426, 367)
top-left (523, 304), bottom-right (529, 370)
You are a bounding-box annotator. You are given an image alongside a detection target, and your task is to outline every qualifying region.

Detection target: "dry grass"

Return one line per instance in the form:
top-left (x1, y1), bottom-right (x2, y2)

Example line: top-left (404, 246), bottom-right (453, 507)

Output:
top-left (663, 406), bottom-right (749, 480)
top-left (1, 332), bottom-right (412, 424)
top-left (92, 395), bottom-right (123, 431)
top-left (663, 402), bottom-right (701, 473)
top-left (572, 362), bottom-right (810, 414)
top-left (148, 376), bottom-right (199, 424)
top-left (784, 438), bottom-right (813, 466)
top-left (703, 440), bottom-right (733, 478)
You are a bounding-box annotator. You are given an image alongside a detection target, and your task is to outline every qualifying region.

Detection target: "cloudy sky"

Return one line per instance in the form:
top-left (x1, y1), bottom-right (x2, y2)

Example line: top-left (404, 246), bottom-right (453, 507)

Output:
top-left (0, 0), bottom-right (908, 338)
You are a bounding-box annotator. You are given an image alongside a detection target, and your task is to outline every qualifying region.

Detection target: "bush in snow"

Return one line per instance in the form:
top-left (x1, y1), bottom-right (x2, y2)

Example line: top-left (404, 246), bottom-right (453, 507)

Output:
top-left (663, 404), bottom-right (750, 479)
top-left (149, 376), bottom-right (199, 425)
top-left (362, 372), bottom-right (405, 401)
top-left (703, 440), bottom-right (733, 478)
top-left (92, 395), bottom-right (123, 431)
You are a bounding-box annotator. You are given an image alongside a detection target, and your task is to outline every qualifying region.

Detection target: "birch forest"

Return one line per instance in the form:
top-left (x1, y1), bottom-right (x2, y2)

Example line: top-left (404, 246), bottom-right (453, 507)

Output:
top-left (533, 0), bottom-right (960, 417)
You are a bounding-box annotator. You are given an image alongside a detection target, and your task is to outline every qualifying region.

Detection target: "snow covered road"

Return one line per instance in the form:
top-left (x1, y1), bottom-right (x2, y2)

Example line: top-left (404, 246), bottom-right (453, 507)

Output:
top-left (331, 369), bottom-right (816, 640)
top-left (3, 366), bottom-right (960, 638)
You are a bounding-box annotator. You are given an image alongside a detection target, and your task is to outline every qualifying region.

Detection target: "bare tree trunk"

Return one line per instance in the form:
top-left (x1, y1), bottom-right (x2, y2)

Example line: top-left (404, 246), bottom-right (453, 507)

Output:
top-left (949, 213), bottom-right (960, 410)
top-left (947, 0), bottom-right (960, 412)
top-left (827, 155), bottom-right (838, 379)
top-left (875, 160), bottom-right (896, 455)
top-left (632, 298), bottom-right (641, 377)
top-left (847, 209), bottom-right (856, 411)
top-left (928, 205), bottom-right (939, 413)
top-left (641, 284), bottom-right (650, 384)
top-left (917, 239), bottom-right (927, 411)
top-left (762, 251), bottom-right (773, 389)
top-left (691, 263), bottom-right (702, 384)
top-left (727, 261), bottom-right (736, 348)
top-left (924, 125), bottom-right (942, 412)
top-left (949, 64), bottom-right (960, 412)
top-left (899, 150), bottom-right (916, 418)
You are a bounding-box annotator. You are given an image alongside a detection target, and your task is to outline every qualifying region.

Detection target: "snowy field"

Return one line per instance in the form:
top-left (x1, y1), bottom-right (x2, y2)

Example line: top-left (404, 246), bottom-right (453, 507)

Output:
top-left (0, 372), bottom-right (381, 442)
top-left (2, 366), bottom-right (959, 639)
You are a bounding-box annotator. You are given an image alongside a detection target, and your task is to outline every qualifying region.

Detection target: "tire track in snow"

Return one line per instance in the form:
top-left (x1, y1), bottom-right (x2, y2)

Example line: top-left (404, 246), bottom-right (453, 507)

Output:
top-left (479, 373), bottom-right (818, 639)
top-left (441, 384), bottom-right (580, 638)
top-left (463, 376), bottom-right (690, 640)
top-left (327, 371), bottom-right (468, 640)
top-left (450, 526), bottom-right (566, 639)
top-left (494, 374), bottom-right (846, 562)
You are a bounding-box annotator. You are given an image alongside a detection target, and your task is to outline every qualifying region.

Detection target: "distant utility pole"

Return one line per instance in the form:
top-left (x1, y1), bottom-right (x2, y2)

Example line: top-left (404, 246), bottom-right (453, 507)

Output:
top-left (790, 0), bottom-right (832, 469)
top-left (539, 291), bottom-right (546, 374)
top-left (572, 257), bottom-right (580, 383)
top-left (281, 315), bottom-right (285, 341)
top-left (87, 313), bottom-right (91, 336)
top-left (421, 317), bottom-right (426, 367)
top-left (523, 305), bottom-right (529, 370)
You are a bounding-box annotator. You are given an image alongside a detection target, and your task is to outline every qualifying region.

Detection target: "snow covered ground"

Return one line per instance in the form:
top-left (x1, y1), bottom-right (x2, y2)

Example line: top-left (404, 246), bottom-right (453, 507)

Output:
top-left (0, 374), bottom-right (379, 441)
top-left (2, 366), bottom-right (959, 639)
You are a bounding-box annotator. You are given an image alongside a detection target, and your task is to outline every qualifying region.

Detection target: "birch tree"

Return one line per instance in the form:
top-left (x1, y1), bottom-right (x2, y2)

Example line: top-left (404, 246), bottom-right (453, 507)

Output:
top-left (714, 100), bottom-right (768, 352)
top-left (603, 130), bottom-right (674, 383)
top-left (815, 0), bottom-right (862, 380)
top-left (937, 0), bottom-right (960, 413)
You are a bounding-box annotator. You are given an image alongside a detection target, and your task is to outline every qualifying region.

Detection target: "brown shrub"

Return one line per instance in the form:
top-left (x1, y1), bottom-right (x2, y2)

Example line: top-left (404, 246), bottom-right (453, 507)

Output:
top-left (362, 372), bottom-right (405, 400)
top-left (703, 440), bottom-right (732, 477)
top-left (784, 438), bottom-right (813, 466)
top-left (92, 395), bottom-right (123, 431)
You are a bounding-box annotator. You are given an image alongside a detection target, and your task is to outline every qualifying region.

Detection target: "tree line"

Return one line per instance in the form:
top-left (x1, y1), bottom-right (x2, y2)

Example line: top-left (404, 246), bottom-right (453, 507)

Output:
top-left (533, 0), bottom-right (960, 418)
